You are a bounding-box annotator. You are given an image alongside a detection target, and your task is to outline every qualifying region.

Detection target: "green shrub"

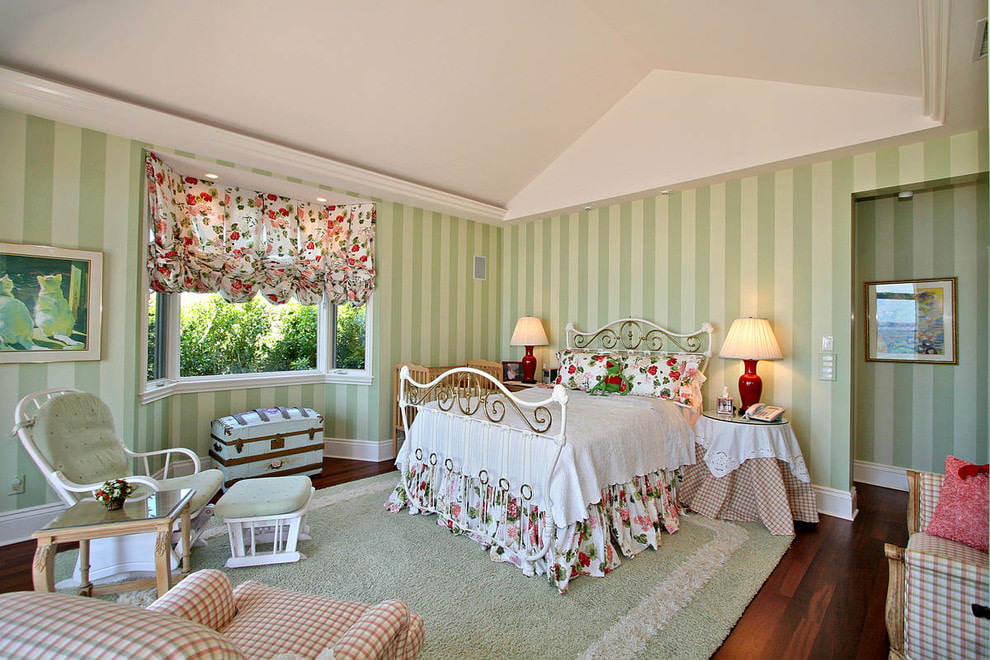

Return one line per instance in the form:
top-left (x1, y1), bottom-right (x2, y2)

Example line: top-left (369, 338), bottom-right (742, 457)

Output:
top-left (147, 293), bottom-right (365, 377)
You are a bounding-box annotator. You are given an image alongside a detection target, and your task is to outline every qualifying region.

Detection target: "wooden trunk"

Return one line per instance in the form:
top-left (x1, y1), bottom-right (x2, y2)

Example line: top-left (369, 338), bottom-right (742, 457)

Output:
top-left (210, 407), bottom-right (324, 488)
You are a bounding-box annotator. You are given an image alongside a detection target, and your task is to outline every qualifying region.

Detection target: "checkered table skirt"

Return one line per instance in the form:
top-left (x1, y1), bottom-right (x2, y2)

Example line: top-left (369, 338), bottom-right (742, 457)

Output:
top-left (679, 442), bottom-right (819, 535)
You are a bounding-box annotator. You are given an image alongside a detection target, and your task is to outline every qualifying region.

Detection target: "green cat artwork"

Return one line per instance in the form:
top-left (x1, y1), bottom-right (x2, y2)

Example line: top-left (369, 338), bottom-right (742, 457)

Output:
top-left (0, 274), bottom-right (36, 349)
top-left (0, 243), bottom-right (101, 363)
top-left (34, 274), bottom-right (83, 347)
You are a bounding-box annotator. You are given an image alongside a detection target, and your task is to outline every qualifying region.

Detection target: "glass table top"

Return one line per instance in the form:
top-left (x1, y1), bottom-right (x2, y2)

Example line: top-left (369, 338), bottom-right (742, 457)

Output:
top-left (40, 488), bottom-right (193, 531)
top-left (702, 411), bottom-right (788, 425)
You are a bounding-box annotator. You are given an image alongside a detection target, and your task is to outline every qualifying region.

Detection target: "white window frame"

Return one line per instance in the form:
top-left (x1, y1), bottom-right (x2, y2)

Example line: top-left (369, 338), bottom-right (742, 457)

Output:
top-left (140, 292), bottom-right (373, 404)
top-left (139, 159), bottom-right (374, 404)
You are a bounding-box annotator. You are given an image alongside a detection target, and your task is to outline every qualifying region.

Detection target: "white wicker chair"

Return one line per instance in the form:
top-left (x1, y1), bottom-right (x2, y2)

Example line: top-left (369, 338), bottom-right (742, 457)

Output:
top-left (13, 387), bottom-right (223, 586)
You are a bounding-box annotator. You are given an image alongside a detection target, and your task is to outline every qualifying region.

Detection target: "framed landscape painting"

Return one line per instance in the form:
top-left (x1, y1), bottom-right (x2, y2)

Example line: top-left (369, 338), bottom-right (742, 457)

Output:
top-left (865, 277), bottom-right (956, 364)
top-left (0, 242), bottom-right (103, 362)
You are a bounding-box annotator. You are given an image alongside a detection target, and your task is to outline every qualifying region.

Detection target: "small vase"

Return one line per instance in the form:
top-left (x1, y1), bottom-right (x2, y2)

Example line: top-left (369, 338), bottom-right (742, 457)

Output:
top-left (105, 497), bottom-right (125, 511)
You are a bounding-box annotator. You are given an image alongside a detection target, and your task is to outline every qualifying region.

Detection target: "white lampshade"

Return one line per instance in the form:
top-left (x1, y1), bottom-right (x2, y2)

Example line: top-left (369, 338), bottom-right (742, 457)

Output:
top-left (510, 316), bottom-right (549, 346)
top-left (719, 318), bottom-right (783, 360)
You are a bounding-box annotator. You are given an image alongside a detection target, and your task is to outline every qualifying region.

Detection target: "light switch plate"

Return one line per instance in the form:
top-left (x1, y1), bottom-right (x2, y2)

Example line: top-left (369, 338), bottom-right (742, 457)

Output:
top-left (819, 352), bottom-right (836, 381)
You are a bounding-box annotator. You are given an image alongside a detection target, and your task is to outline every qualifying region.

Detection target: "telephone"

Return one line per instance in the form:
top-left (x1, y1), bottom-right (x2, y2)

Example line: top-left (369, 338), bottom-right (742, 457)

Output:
top-left (744, 403), bottom-right (786, 423)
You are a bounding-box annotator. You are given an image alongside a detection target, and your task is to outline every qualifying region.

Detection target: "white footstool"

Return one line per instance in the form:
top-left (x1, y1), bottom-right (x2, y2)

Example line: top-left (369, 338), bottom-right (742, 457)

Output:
top-left (214, 475), bottom-right (314, 568)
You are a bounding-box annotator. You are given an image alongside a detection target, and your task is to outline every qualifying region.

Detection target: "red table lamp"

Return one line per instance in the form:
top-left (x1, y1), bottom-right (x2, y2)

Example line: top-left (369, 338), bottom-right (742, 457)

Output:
top-left (719, 317), bottom-right (783, 412)
top-left (510, 316), bottom-right (549, 384)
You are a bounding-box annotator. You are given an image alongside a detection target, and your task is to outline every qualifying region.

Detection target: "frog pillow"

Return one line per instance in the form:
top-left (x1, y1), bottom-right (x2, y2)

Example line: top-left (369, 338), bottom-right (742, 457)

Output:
top-left (588, 356), bottom-right (633, 395)
top-left (556, 350), bottom-right (618, 391)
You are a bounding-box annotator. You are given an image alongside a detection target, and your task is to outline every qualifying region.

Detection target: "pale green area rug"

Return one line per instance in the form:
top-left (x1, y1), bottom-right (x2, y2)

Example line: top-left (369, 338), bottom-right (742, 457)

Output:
top-left (58, 473), bottom-right (792, 659)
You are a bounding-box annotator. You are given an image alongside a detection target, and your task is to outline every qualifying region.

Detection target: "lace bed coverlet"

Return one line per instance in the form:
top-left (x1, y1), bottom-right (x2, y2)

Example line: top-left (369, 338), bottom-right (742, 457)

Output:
top-left (385, 387), bottom-right (696, 592)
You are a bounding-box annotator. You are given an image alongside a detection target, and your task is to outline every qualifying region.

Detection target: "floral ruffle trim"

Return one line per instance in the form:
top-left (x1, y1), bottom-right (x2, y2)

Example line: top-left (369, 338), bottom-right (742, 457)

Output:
top-left (384, 463), bottom-right (681, 592)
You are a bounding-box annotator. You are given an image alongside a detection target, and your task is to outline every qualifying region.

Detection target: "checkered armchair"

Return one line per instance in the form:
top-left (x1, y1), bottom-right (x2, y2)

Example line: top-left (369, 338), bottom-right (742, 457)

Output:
top-left (885, 470), bottom-right (989, 660)
top-left (0, 569), bottom-right (424, 659)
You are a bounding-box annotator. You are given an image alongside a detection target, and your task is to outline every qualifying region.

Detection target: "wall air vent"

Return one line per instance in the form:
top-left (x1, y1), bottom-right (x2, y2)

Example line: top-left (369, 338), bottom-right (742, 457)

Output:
top-left (975, 18), bottom-right (987, 61)
top-left (473, 255), bottom-right (487, 280)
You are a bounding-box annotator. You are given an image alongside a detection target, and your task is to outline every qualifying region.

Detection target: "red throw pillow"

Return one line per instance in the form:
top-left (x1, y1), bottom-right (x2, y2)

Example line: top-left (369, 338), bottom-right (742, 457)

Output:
top-left (925, 455), bottom-right (989, 552)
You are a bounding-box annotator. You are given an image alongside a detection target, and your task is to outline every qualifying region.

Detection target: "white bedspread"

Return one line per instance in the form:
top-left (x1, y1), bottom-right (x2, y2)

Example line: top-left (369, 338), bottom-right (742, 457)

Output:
top-left (396, 388), bottom-right (695, 527)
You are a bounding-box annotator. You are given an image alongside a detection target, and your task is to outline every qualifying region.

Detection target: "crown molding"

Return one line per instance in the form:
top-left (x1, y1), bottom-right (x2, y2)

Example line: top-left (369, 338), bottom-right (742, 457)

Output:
top-left (0, 66), bottom-right (507, 224)
top-left (918, 0), bottom-right (949, 123)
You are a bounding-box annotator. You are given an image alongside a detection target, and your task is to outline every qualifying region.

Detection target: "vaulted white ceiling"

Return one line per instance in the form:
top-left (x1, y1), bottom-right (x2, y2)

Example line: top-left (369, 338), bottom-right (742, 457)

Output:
top-left (0, 1), bottom-right (985, 223)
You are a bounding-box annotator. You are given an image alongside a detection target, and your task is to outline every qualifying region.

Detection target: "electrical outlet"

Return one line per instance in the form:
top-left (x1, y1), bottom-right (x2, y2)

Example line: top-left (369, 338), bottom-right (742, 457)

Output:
top-left (8, 474), bottom-right (25, 495)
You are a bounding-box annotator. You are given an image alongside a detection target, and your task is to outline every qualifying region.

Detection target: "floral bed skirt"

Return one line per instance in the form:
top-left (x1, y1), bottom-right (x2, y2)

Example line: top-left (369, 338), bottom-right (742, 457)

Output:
top-left (385, 460), bottom-right (683, 592)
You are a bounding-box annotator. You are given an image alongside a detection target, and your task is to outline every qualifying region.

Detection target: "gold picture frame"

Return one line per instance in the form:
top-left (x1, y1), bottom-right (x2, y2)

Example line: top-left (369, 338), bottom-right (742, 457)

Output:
top-left (865, 277), bottom-right (956, 364)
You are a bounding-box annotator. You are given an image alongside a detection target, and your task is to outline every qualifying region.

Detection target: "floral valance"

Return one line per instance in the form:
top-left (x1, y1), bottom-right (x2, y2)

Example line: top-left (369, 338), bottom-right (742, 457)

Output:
top-left (145, 152), bottom-right (375, 306)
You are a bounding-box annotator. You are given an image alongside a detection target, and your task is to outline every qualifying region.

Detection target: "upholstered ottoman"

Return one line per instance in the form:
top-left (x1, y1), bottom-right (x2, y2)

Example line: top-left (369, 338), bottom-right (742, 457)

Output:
top-left (214, 475), bottom-right (315, 568)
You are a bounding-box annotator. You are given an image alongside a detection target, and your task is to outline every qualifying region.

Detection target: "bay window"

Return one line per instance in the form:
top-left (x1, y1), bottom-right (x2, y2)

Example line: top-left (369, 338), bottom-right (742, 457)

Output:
top-left (143, 152), bottom-right (374, 396)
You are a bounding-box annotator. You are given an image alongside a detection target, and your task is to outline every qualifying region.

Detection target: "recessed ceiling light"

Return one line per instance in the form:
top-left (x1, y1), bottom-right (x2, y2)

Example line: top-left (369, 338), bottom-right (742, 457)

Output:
top-left (204, 173), bottom-right (219, 180)
top-left (584, 206), bottom-right (592, 211)
top-left (660, 190), bottom-right (671, 195)
top-left (316, 197), bottom-right (327, 203)
top-left (898, 191), bottom-right (914, 200)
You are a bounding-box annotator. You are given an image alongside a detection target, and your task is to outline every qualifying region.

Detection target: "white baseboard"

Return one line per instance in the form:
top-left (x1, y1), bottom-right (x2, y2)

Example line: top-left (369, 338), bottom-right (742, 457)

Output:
top-left (814, 483), bottom-right (858, 521)
top-left (853, 460), bottom-right (909, 491)
top-left (165, 457), bottom-right (202, 478)
top-left (323, 437), bottom-right (393, 463)
top-left (0, 502), bottom-right (66, 546)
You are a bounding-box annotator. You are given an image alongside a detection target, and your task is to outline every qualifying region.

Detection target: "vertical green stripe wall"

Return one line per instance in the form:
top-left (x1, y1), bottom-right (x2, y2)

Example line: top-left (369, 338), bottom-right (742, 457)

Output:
top-left (0, 105), bottom-right (985, 513)
top-left (1, 109), bottom-right (148, 510)
top-left (854, 178), bottom-right (989, 470)
top-left (500, 130), bottom-right (987, 491)
top-left (0, 110), bottom-right (501, 513)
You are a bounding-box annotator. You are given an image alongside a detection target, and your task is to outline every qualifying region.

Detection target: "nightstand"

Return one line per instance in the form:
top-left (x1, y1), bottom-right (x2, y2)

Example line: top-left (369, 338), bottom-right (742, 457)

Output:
top-left (679, 411), bottom-right (819, 535)
top-left (502, 380), bottom-right (539, 392)
top-left (702, 410), bottom-right (787, 426)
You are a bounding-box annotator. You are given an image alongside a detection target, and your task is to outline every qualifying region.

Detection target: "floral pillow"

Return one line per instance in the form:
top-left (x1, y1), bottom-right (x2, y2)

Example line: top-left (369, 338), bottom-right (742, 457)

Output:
top-left (622, 354), bottom-right (705, 408)
top-left (673, 357), bottom-right (706, 411)
top-left (555, 350), bottom-right (622, 391)
top-left (925, 455), bottom-right (989, 552)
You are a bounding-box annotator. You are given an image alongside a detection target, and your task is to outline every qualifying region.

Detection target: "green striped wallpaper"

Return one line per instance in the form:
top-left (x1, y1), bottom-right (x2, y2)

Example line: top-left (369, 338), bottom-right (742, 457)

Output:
top-left (0, 105), bottom-right (985, 514)
top-left (1, 110), bottom-right (148, 511)
top-left (0, 110), bottom-right (501, 513)
top-left (499, 131), bottom-right (988, 491)
top-left (853, 178), bottom-right (989, 471)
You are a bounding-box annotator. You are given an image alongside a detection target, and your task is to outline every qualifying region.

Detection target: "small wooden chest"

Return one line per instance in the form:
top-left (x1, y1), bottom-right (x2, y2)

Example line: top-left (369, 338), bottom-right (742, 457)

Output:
top-left (210, 407), bottom-right (324, 487)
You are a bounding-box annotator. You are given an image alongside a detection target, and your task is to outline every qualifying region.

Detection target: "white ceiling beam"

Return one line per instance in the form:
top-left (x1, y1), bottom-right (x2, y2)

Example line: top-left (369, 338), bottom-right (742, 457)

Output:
top-left (918, 0), bottom-right (950, 123)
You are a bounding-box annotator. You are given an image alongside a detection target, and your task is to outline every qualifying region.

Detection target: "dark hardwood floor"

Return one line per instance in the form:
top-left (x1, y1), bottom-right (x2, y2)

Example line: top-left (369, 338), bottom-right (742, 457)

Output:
top-left (715, 481), bottom-right (908, 659)
top-left (0, 459), bottom-right (906, 658)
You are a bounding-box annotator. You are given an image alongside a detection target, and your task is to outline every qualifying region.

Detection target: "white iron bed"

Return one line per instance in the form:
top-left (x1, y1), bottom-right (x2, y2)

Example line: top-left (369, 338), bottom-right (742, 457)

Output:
top-left (385, 318), bottom-right (713, 592)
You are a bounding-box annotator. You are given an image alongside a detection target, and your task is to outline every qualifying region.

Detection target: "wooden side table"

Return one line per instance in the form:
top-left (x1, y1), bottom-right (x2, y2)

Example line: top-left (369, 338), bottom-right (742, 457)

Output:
top-left (502, 380), bottom-right (539, 392)
top-left (679, 412), bottom-right (818, 535)
top-left (31, 488), bottom-right (193, 598)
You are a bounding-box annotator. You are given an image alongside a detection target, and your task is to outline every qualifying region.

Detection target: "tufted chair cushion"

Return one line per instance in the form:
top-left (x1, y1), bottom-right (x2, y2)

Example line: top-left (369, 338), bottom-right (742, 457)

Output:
top-left (32, 393), bottom-right (130, 487)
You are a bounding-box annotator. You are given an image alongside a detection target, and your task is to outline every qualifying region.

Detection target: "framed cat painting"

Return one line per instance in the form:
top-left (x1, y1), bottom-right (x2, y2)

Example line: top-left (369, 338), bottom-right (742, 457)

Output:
top-left (0, 243), bottom-right (103, 362)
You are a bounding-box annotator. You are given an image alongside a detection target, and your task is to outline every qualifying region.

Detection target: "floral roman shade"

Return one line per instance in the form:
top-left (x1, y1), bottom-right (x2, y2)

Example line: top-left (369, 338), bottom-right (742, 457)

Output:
top-left (145, 152), bottom-right (375, 306)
